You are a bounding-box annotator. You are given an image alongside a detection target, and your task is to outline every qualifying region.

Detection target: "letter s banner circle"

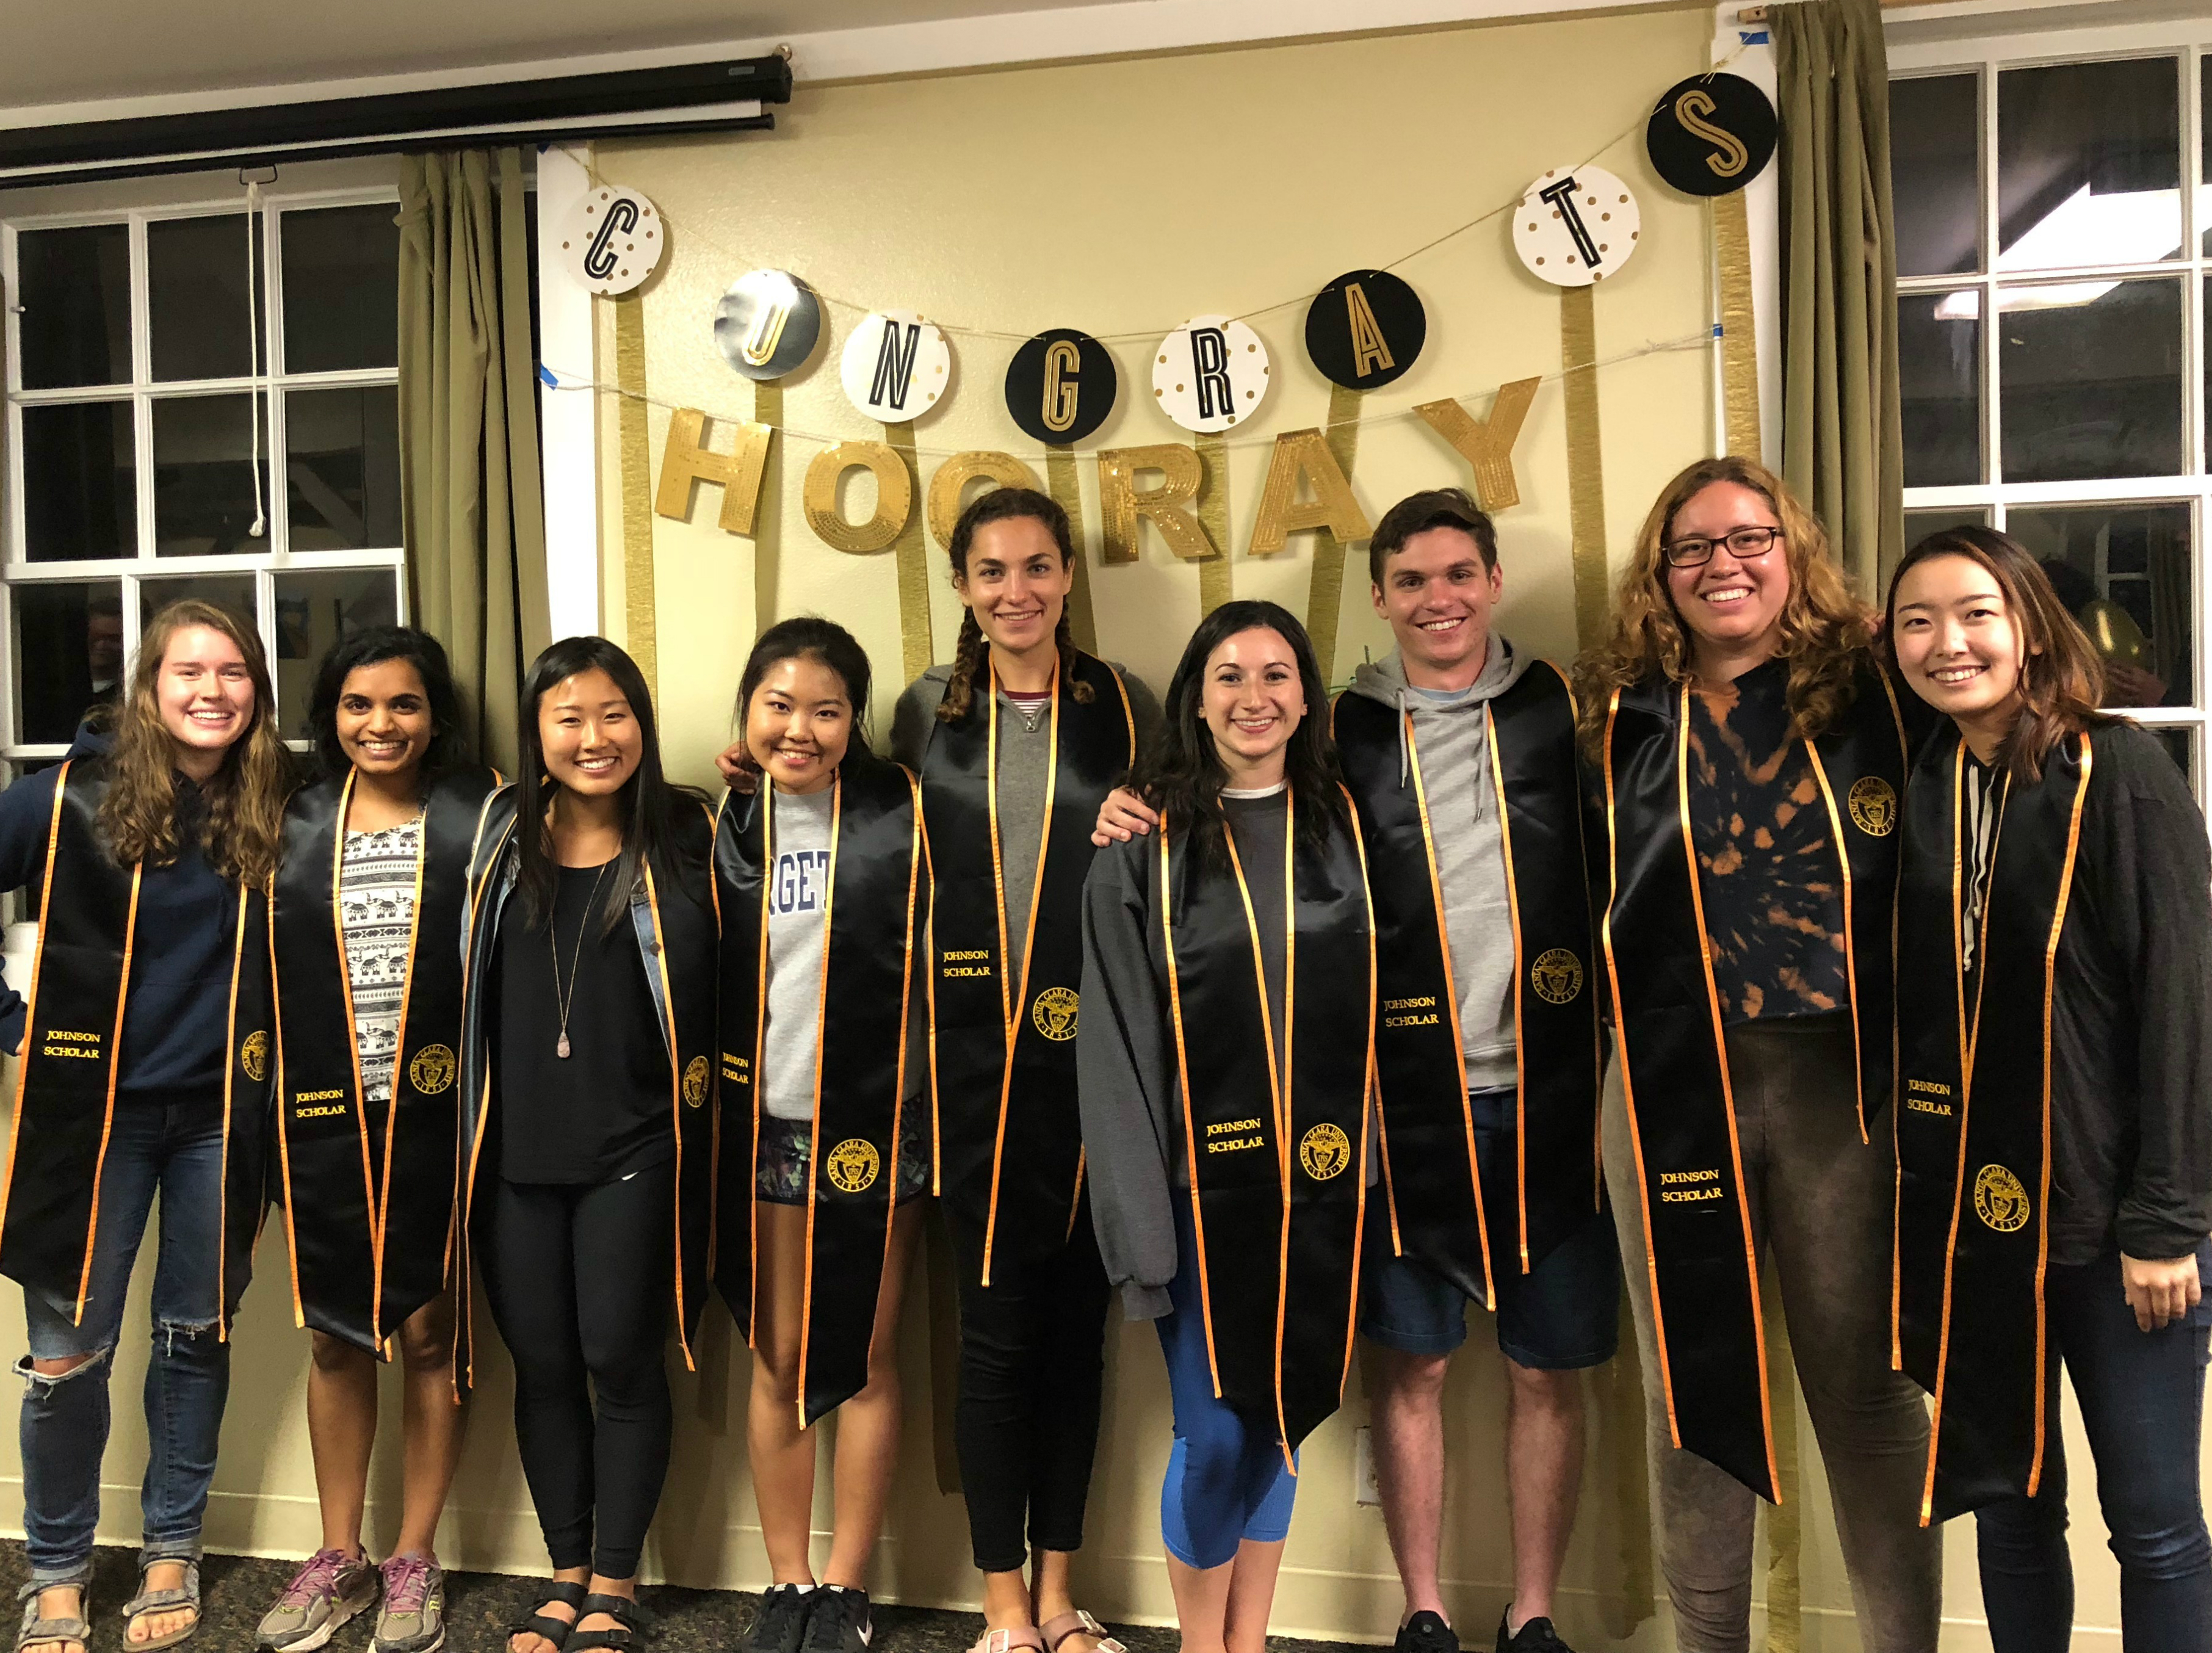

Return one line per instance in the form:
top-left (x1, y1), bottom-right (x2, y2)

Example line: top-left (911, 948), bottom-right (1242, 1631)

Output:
top-left (408, 1044), bottom-right (457, 1096)
top-left (1031, 986), bottom-right (1080, 1042)
top-left (1848, 776), bottom-right (1898, 837)
top-left (1974, 1163), bottom-right (2032, 1234)
top-left (826, 1138), bottom-right (882, 1195)
top-left (1531, 948), bottom-right (1584, 1005)
top-left (682, 1056), bottom-right (711, 1107)
top-left (1299, 1123), bottom-right (1352, 1182)
top-left (240, 1030), bottom-right (270, 1083)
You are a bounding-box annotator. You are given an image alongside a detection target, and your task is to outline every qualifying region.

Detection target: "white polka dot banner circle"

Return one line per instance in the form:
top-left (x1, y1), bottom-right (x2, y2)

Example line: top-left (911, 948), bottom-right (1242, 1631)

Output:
top-left (1512, 166), bottom-right (1641, 288)
top-left (840, 309), bottom-right (953, 421)
top-left (1152, 314), bottom-right (1271, 434)
top-left (559, 187), bottom-right (664, 296)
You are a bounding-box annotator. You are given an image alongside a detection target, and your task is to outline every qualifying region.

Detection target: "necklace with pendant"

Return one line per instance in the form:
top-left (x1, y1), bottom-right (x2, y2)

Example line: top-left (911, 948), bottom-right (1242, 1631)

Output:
top-left (551, 861), bottom-right (613, 1058)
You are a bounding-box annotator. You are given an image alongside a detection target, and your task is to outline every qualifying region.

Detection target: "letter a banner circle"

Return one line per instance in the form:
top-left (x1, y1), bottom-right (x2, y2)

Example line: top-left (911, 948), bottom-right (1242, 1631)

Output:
top-left (1154, 314), bottom-right (1270, 433)
top-left (716, 269), bottom-right (824, 381)
top-left (1006, 328), bottom-right (1118, 445)
top-left (1513, 167), bottom-right (1641, 288)
top-left (1646, 73), bottom-right (1777, 198)
top-left (1304, 269), bottom-right (1426, 391)
top-left (841, 309), bottom-right (953, 421)
top-left (560, 187), bottom-right (663, 296)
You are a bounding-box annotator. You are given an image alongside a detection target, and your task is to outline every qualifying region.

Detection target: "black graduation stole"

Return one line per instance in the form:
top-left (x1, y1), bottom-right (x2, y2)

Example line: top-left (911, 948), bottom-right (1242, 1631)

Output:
top-left (1599, 662), bottom-right (1908, 1501)
top-left (923, 652), bottom-right (1134, 1286)
top-left (1893, 727), bottom-right (2091, 1524)
top-left (1161, 788), bottom-right (1373, 1463)
top-left (454, 787), bottom-right (721, 1388)
top-left (0, 758), bottom-right (272, 1333)
top-left (1332, 662), bottom-right (1600, 1308)
top-left (715, 751), bottom-right (923, 1427)
top-left (269, 766), bottom-right (497, 1355)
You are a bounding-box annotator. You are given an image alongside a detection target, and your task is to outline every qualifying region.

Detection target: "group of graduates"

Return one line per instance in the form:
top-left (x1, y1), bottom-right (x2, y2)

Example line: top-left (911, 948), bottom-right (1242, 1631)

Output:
top-left (0, 454), bottom-right (2207, 1653)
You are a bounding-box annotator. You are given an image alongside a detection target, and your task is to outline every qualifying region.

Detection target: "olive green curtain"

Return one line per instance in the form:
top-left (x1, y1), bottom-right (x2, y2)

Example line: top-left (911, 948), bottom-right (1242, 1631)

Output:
top-left (397, 148), bottom-right (549, 775)
top-left (1775, 0), bottom-right (1904, 600)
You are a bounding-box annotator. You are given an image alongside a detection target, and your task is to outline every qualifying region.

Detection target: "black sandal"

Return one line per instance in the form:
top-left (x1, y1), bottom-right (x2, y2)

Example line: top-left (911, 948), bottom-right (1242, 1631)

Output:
top-left (511, 1581), bottom-right (590, 1651)
top-left (567, 1593), bottom-right (647, 1652)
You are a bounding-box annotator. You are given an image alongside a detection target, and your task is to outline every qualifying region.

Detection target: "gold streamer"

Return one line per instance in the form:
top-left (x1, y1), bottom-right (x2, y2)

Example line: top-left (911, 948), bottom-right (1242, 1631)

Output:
top-left (1761, 1264), bottom-right (1804, 1653)
top-left (884, 421), bottom-right (935, 682)
top-left (1561, 285), bottom-right (1610, 651)
top-left (615, 291), bottom-right (657, 692)
top-left (1302, 385), bottom-right (1366, 683)
top-left (1195, 432), bottom-right (1232, 618)
top-left (1715, 189), bottom-right (1762, 461)
top-left (1046, 444), bottom-right (1098, 654)
top-left (754, 379), bottom-right (783, 637)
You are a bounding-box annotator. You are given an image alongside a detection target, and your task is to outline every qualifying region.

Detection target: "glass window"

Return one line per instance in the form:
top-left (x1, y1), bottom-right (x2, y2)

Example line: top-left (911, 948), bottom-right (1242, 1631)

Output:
top-left (1998, 57), bottom-right (2180, 272)
top-left (2006, 502), bottom-right (2191, 709)
top-left (1998, 277), bottom-right (2183, 482)
top-left (1893, 74), bottom-right (1982, 278)
top-left (273, 568), bottom-right (401, 735)
top-left (148, 214), bottom-right (264, 383)
top-left (1903, 507), bottom-right (1990, 546)
top-left (281, 204), bottom-right (402, 374)
top-left (140, 573), bottom-right (258, 634)
top-left (1899, 294), bottom-right (1981, 486)
top-left (10, 580), bottom-right (124, 744)
top-left (21, 402), bottom-right (136, 562)
top-left (152, 393), bottom-right (268, 557)
top-left (286, 386), bottom-right (401, 550)
top-left (15, 225), bottom-right (131, 391)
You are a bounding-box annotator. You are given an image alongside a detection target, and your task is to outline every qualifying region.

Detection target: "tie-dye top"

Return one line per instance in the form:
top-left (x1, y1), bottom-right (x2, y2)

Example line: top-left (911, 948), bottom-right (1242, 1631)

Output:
top-left (1685, 659), bottom-right (1848, 1024)
top-left (339, 816), bottom-right (422, 1104)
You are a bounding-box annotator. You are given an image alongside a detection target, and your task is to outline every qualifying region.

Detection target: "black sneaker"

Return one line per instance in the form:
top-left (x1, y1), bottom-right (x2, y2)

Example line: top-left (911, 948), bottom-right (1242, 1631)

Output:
top-left (1395, 1610), bottom-right (1459, 1653)
top-left (803, 1585), bottom-right (873, 1653)
top-left (745, 1584), bottom-right (817, 1653)
top-left (1495, 1610), bottom-right (1572, 1653)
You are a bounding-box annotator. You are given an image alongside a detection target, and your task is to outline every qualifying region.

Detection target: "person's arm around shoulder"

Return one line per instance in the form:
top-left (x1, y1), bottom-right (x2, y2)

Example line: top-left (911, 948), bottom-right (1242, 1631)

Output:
top-left (0, 765), bottom-right (69, 1057)
top-left (1077, 832), bottom-right (1178, 1318)
top-left (889, 672), bottom-right (950, 774)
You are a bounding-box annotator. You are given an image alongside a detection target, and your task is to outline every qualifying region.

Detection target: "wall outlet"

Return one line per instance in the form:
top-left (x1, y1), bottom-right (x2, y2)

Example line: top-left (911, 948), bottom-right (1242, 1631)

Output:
top-left (1354, 1425), bottom-right (1381, 1505)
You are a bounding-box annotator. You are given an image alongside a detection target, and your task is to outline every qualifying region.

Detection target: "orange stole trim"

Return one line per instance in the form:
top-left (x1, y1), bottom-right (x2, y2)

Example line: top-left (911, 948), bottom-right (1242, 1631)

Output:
top-left (0, 766), bottom-right (73, 1259)
top-left (747, 789), bottom-right (776, 1348)
top-left (793, 778), bottom-right (843, 1428)
top-left (1339, 788), bottom-right (1378, 1409)
top-left (703, 797), bottom-right (725, 1290)
top-left (215, 882), bottom-right (252, 1342)
top-left (372, 777), bottom-right (439, 1348)
top-left (1157, 814), bottom-right (1222, 1398)
top-left (1483, 703), bottom-right (1532, 1275)
top-left (77, 858), bottom-right (143, 1326)
top-left (643, 861), bottom-right (695, 1373)
top-left (1801, 742), bottom-right (1867, 1142)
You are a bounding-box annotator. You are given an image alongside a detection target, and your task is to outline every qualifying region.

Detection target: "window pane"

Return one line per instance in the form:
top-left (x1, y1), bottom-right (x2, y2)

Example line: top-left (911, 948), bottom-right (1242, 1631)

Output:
top-left (2006, 501), bottom-right (2191, 709)
top-left (1900, 294), bottom-right (1981, 485)
top-left (21, 401), bottom-right (135, 562)
top-left (16, 225), bottom-right (131, 389)
top-left (2153, 725), bottom-right (2197, 791)
top-left (286, 386), bottom-right (400, 549)
top-left (11, 581), bottom-right (124, 745)
top-left (1893, 74), bottom-right (1981, 277)
top-left (153, 393), bottom-right (269, 556)
top-left (141, 573), bottom-right (258, 637)
top-left (1904, 507), bottom-right (1989, 547)
top-left (1997, 57), bottom-right (2180, 272)
top-left (273, 568), bottom-right (400, 737)
top-left (1998, 277), bottom-right (2181, 482)
top-left (280, 204), bottom-right (400, 373)
top-left (148, 213), bottom-right (262, 383)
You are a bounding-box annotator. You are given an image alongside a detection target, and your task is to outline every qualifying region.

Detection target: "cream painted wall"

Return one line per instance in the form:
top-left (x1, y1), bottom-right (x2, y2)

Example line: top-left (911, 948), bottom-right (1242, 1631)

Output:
top-left (0, 10), bottom-right (2197, 1653)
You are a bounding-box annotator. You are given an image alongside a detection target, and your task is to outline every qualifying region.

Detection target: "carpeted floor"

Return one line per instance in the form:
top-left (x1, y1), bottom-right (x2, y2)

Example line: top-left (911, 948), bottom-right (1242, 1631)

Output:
top-left (0, 1544), bottom-right (1367, 1653)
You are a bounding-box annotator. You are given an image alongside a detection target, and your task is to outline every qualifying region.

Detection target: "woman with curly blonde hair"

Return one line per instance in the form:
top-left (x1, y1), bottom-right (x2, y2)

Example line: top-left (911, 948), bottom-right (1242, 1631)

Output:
top-left (0, 599), bottom-right (291, 1653)
top-left (1577, 457), bottom-right (1943, 1651)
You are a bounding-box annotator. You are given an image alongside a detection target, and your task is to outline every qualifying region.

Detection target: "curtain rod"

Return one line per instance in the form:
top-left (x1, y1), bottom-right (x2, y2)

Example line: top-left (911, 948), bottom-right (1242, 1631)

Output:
top-left (1737, 0), bottom-right (1931, 23)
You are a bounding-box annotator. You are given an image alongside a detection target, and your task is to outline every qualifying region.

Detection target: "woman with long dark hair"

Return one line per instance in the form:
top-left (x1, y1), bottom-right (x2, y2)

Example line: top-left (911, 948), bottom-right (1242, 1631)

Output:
top-left (0, 599), bottom-right (289, 1653)
top-left (887, 488), bottom-right (1157, 1653)
top-left (255, 628), bottom-right (497, 1653)
top-left (457, 637), bottom-right (717, 1653)
top-left (1077, 600), bottom-right (1373, 1653)
top-left (1885, 528), bottom-right (2212, 1649)
top-left (717, 618), bottom-right (928, 1653)
top-left (1574, 456), bottom-right (1942, 1649)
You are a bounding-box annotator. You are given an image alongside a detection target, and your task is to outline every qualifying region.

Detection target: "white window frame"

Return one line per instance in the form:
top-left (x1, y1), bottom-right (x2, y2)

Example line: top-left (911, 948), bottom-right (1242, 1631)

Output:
top-left (0, 178), bottom-right (407, 762)
top-left (1892, 13), bottom-right (2212, 799)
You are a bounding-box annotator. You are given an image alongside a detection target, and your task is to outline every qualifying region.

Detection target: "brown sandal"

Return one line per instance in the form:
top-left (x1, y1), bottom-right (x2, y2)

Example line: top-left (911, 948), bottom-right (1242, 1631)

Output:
top-left (1041, 1612), bottom-right (1126, 1653)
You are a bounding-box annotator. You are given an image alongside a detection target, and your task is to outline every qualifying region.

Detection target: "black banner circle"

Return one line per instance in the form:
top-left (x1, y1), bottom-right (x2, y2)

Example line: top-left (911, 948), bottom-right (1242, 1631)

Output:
top-left (1646, 73), bottom-right (1777, 197)
top-left (1304, 269), bottom-right (1425, 391)
top-left (1005, 328), bottom-right (1118, 444)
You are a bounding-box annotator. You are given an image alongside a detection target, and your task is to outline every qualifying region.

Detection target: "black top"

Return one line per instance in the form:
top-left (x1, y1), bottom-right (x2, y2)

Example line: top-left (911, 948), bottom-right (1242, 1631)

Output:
top-left (1685, 659), bottom-right (1849, 1023)
top-left (496, 859), bottom-right (673, 1184)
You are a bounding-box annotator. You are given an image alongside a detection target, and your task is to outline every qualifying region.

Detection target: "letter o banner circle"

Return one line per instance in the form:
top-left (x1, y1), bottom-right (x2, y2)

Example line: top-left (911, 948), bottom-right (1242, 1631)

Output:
top-left (408, 1044), bottom-right (457, 1096)
top-left (1848, 776), bottom-right (1898, 837)
top-left (1031, 986), bottom-right (1080, 1042)
top-left (1531, 948), bottom-right (1584, 1005)
top-left (1299, 1122), bottom-right (1353, 1182)
top-left (682, 1055), bottom-right (711, 1107)
top-left (826, 1138), bottom-right (882, 1195)
top-left (1974, 1163), bottom-right (2032, 1233)
top-left (241, 1030), bottom-right (270, 1083)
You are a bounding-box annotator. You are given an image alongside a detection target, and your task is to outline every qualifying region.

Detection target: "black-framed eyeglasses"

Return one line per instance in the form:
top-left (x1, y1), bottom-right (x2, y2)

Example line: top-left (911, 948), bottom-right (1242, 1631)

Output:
top-left (1663, 525), bottom-right (1785, 567)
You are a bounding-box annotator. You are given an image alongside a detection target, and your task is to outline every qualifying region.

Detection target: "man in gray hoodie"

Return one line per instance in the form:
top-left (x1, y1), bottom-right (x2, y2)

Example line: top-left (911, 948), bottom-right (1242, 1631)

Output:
top-left (1093, 490), bottom-right (1612, 1653)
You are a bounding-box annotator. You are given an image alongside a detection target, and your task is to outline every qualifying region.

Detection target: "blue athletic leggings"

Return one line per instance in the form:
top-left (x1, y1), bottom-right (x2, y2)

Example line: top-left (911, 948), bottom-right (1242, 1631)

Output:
top-left (1155, 1201), bottom-right (1297, 1569)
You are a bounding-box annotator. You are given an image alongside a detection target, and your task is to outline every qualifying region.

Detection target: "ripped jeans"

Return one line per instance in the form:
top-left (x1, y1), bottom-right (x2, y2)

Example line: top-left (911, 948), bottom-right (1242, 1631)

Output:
top-left (16, 1088), bottom-right (230, 1585)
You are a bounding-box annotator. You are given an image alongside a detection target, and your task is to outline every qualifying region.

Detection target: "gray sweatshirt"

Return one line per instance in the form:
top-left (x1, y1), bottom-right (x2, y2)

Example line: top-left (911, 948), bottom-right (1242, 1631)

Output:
top-left (1342, 639), bottom-right (1530, 1092)
top-left (760, 786), bottom-right (834, 1123)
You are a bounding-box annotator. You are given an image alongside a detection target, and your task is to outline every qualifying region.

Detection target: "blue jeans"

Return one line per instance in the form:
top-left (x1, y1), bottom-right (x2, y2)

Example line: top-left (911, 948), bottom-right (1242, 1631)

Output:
top-left (1155, 1201), bottom-right (1298, 1570)
top-left (15, 1090), bottom-right (231, 1584)
top-left (1975, 1240), bottom-right (2212, 1653)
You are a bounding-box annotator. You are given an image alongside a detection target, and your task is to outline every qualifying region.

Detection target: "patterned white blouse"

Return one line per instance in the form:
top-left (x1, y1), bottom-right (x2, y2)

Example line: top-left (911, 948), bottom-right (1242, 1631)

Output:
top-left (340, 816), bottom-right (422, 1105)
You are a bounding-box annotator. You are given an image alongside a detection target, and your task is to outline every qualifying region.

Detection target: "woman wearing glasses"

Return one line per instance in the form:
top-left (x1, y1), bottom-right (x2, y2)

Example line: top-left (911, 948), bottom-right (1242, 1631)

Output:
top-left (1573, 457), bottom-right (1943, 1651)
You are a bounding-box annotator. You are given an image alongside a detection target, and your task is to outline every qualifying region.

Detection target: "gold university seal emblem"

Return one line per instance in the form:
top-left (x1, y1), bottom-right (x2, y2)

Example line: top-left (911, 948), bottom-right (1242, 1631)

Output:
top-left (1031, 986), bottom-right (1080, 1042)
top-left (1299, 1123), bottom-right (1352, 1182)
top-left (1531, 949), bottom-right (1583, 1006)
top-left (240, 1030), bottom-right (269, 1083)
top-left (826, 1137), bottom-right (881, 1194)
top-left (408, 1044), bottom-right (456, 1095)
top-left (682, 1055), bottom-right (710, 1107)
top-left (1848, 776), bottom-right (1898, 837)
top-left (1974, 1163), bottom-right (2031, 1234)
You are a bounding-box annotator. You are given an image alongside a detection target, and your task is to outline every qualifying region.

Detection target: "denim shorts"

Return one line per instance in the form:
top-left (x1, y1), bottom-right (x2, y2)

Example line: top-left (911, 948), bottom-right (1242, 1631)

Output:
top-left (1361, 1086), bottom-right (1621, 1371)
top-left (754, 1111), bottom-right (931, 1206)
